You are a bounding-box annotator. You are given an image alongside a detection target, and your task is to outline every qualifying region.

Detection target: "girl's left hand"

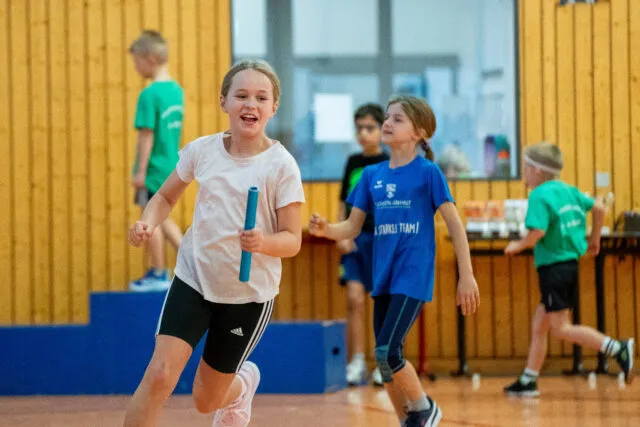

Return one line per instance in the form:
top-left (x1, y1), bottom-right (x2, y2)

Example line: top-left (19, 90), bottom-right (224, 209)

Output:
top-left (457, 275), bottom-right (480, 316)
top-left (240, 228), bottom-right (265, 253)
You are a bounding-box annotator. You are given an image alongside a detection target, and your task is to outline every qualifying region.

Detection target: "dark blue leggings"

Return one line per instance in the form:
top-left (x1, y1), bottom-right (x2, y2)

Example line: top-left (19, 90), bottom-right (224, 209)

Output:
top-left (373, 294), bottom-right (424, 383)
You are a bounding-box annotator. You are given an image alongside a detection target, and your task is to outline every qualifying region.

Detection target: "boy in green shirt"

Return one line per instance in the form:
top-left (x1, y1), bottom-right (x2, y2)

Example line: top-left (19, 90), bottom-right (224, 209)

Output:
top-left (503, 142), bottom-right (633, 396)
top-left (129, 30), bottom-right (184, 291)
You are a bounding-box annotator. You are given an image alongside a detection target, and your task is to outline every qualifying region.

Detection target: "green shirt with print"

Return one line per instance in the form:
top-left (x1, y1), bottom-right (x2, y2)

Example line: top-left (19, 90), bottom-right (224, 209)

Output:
top-left (525, 180), bottom-right (595, 268)
top-left (133, 80), bottom-right (184, 193)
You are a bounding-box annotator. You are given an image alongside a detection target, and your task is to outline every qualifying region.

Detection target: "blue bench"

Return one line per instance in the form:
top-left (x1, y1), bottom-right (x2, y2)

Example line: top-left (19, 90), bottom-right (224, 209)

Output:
top-left (0, 292), bottom-right (346, 395)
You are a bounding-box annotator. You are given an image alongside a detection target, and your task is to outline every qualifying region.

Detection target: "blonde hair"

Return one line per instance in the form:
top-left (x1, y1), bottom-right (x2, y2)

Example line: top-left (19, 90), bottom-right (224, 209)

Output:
top-left (129, 30), bottom-right (168, 63)
top-left (221, 59), bottom-right (281, 103)
top-left (524, 141), bottom-right (563, 177)
top-left (387, 95), bottom-right (437, 161)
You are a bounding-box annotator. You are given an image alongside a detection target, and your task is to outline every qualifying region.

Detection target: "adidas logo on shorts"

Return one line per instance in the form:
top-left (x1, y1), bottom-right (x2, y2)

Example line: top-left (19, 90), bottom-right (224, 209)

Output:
top-left (230, 327), bottom-right (244, 337)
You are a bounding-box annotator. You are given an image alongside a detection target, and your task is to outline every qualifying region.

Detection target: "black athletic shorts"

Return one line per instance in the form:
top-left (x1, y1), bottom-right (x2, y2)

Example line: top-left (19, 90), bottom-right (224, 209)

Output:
top-left (156, 275), bottom-right (274, 373)
top-left (134, 187), bottom-right (155, 207)
top-left (537, 260), bottom-right (579, 312)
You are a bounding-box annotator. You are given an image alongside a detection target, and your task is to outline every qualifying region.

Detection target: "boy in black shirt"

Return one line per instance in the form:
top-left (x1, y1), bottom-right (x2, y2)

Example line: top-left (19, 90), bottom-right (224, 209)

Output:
top-left (339, 103), bottom-right (389, 386)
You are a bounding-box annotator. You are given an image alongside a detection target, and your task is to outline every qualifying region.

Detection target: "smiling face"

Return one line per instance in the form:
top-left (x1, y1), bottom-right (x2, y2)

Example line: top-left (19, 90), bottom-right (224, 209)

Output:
top-left (220, 69), bottom-right (278, 139)
top-left (381, 102), bottom-right (423, 147)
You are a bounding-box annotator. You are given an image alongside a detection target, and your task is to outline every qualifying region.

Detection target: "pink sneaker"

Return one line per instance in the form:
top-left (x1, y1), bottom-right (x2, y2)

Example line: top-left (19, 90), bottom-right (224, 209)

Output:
top-left (212, 361), bottom-right (261, 427)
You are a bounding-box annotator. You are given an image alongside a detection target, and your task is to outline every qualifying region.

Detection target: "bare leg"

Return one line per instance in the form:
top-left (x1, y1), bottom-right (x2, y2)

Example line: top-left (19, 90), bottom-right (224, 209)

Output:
top-left (144, 203), bottom-right (165, 269)
top-left (192, 359), bottom-right (240, 414)
top-left (525, 304), bottom-right (551, 372)
top-left (346, 281), bottom-right (366, 358)
top-left (390, 361), bottom-right (423, 402)
top-left (384, 381), bottom-right (408, 421)
top-left (160, 219), bottom-right (183, 250)
top-left (123, 335), bottom-right (192, 427)
top-left (548, 309), bottom-right (607, 350)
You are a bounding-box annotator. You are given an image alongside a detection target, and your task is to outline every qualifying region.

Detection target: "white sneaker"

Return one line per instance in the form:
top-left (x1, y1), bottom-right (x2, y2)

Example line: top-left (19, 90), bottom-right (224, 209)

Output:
top-left (346, 360), bottom-right (368, 386)
top-left (212, 361), bottom-right (261, 427)
top-left (371, 367), bottom-right (384, 387)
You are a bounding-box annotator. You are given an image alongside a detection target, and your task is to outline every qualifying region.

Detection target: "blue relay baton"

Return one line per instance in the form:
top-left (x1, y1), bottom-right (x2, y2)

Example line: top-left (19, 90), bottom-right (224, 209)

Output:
top-left (239, 186), bottom-right (259, 282)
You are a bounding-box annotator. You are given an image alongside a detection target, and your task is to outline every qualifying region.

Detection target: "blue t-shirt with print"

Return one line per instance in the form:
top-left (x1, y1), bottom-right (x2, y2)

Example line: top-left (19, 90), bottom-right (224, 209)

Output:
top-left (347, 156), bottom-right (454, 302)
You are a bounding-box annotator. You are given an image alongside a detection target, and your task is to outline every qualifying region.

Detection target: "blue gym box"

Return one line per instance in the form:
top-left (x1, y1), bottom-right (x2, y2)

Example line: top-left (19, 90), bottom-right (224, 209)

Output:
top-left (0, 292), bottom-right (347, 395)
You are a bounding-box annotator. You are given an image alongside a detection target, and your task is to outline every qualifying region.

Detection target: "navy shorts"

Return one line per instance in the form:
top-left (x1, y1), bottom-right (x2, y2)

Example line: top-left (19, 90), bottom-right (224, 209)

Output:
top-left (339, 232), bottom-right (374, 292)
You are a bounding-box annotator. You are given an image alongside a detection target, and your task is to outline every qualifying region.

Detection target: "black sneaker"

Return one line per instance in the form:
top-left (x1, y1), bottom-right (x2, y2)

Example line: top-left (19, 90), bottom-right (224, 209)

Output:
top-left (403, 397), bottom-right (442, 427)
top-left (503, 378), bottom-right (540, 397)
top-left (615, 338), bottom-right (634, 383)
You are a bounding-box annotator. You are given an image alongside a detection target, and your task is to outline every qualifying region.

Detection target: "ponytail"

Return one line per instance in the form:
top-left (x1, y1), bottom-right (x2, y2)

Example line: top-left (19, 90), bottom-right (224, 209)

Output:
top-left (420, 140), bottom-right (435, 161)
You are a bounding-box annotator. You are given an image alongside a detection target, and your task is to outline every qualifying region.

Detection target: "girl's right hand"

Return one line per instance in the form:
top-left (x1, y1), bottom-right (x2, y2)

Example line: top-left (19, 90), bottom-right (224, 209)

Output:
top-left (309, 213), bottom-right (328, 237)
top-left (129, 221), bottom-right (155, 247)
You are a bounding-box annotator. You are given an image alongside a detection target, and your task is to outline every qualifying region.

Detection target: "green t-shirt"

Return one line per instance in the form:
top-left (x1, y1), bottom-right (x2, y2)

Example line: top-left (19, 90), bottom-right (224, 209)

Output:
top-left (525, 180), bottom-right (595, 268)
top-left (133, 80), bottom-right (184, 193)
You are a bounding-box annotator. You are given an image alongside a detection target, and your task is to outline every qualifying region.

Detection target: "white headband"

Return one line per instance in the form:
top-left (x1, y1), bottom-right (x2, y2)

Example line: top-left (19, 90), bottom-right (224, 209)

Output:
top-left (524, 154), bottom-right (561, 175)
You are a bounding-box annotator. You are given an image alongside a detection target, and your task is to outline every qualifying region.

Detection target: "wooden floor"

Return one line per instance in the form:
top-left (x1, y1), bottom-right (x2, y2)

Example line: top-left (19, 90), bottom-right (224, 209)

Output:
top-left (0, 377), bottom-right (638, 427)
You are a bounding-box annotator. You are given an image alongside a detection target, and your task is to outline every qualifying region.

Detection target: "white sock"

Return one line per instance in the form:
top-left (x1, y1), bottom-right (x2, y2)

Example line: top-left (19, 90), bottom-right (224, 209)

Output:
top-left (351, 353), bottom-right (365, 365)
top-left (519, 368), bottom-right (539, 385)
top-left (408, 393), bottom-right (431, 412)
top-left (601, 337), bottom-right (621, 357)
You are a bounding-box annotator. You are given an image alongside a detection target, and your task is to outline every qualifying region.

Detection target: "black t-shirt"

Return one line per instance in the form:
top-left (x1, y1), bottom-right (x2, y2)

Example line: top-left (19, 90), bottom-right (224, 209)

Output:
top-left (340, 152), bottom-right (390, 232)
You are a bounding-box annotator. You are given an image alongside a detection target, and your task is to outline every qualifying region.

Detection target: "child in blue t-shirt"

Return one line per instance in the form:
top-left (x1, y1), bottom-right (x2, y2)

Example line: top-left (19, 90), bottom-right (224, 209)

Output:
top-left (310, 95), bottom-right (480, 427)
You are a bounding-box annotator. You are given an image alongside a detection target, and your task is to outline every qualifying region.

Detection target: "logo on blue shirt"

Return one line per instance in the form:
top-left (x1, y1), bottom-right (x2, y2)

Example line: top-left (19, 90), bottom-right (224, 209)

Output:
top-left (386, 183), bottom-right (396, 198)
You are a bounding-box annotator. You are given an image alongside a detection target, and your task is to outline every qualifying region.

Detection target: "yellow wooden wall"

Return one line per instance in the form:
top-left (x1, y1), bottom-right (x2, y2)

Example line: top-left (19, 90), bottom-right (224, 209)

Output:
top-left (279, 0), bottom-right (640, 368)
top-left (1, 0), bottom-right (639, 369)
top-left (0, 0), bottom-right (231, 325)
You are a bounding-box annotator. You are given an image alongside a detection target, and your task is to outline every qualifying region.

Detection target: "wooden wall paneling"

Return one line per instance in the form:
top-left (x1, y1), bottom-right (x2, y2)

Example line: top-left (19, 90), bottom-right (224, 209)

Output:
top-left (69, 0), bottom-right (90, 323)
top-left (310, 184), bottom-right (330, 319)
top-left (542, 0), bottom-right (557, 147)
top-left (50, 0), bottom-right (71, 321)
top-left (30, 0), bottom-right (51, 323)
top-left (470, 182), bottom-right (494, 358)
top-left (630, 0), bottom-right (640, 356)
top-left (142, 0), bottom-right (159, 29)
top-left (87, 0), bottom-right (108, 292)
top-left (215, 0), bottom-right (231, 132)
top-left (611, 0), bottom-right (635, 345)
top-left (435, 220), bottom-right (457, 358)
top-left (293, 243), bottom-right (313, 320)
top-left (0, 0), bottom-right (13, 325)
top-left (491, 182), bottom-right (512, 357)
top-left (11, 0), bottom-right (33, 324)
top-left (277, 257), bottom-right (294, 320)
top-left (106, 0), bottom-right (127, 290)
top-left (523, 0), bottom-right (543, 147)
top-left (507, 180), bottom-right (530, 357)
top-left (328, 243), bottom-right (343, 320)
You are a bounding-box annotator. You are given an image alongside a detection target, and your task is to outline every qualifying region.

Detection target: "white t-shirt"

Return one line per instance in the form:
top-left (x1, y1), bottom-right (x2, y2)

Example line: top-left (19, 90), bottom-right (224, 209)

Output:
top-left (174, 132), bottom-right (305, 304)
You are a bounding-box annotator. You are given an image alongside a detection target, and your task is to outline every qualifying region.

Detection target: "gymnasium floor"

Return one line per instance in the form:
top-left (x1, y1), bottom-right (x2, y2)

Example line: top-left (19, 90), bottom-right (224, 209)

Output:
top-left (0, 377), bottom-right (637, 427)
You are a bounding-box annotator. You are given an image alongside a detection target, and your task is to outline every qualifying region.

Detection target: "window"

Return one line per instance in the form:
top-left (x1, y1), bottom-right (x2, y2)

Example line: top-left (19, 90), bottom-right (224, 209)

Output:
top-left (231, 0), bottom-right (520, 180)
